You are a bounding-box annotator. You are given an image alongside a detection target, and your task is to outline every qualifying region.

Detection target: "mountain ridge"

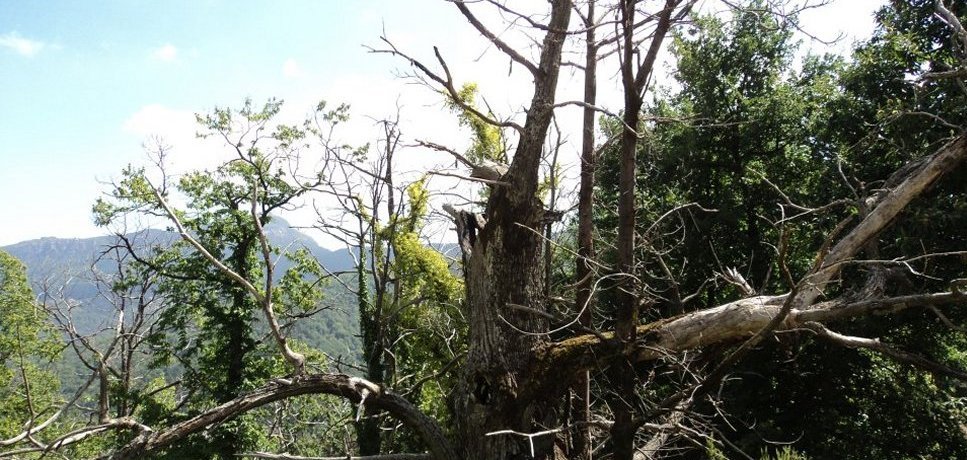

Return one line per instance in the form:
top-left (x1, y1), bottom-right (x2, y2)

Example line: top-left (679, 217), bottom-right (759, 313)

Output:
top-left (0, 218), bottom-right (361, 356)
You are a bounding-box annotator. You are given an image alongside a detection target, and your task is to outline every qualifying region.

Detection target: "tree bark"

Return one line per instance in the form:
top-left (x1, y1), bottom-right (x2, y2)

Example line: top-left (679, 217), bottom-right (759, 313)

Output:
top-left (451, 2), bottom-right (572, 459)
top-left (571, 2), bottom-right (597, 458)
top-left (610, 2), bottom-right (681, 457)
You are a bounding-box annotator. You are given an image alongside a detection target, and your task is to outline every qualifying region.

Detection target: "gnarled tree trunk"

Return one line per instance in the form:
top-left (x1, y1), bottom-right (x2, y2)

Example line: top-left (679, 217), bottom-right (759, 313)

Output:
top-left (450, 2), bottom-right (572, 458)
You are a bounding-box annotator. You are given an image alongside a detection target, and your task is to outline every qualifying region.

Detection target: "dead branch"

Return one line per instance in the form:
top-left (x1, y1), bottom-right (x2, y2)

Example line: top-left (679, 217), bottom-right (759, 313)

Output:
top-left (239, 453), bottom-right (430, 460)
top-left (535, 291), bottom-right (962, 382)
top-left (105, 374), bottom-right (457, 460)
top-left (804, 322), bottom-right (967, 381)
top-left (417, 140), bottom-right (509, 182)
top-left (799, 134), bottom-right (967, 309)
top-left (450, 1), bottom-right (541, 76)
top-left (369, 39), bottom-right (523, 133)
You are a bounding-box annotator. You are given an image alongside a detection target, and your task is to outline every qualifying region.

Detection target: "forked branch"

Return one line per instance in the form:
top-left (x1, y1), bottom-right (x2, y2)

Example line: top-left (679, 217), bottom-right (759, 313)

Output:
top-left (148, 180), bottom-right (306, 374)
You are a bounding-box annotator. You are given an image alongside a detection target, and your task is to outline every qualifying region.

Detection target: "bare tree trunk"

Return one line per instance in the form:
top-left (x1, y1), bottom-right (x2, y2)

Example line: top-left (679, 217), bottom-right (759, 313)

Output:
top-left (571, 1), bottom-right (598, 458)
top-left (610, 1), bottom-right (646, 456)
top-left (610, 2), bottom-right (682, 457)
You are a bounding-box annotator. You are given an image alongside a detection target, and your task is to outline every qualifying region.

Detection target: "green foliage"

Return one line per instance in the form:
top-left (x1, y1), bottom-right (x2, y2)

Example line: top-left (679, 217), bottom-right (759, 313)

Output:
top-left (706, 439), bottom-right (809, 460)
top-left (6, 2), bottom-right (965, 458)
top-left (276, 247), bottom-right (328, 317)
top-left (782, 5), bottom-right (967, 457)
top-left (764, 446), bottom-right (810, 460)
top-left (599, 0), bottom-right (836, 315)
top-left (94, 99), bottom-right (336, 459)
top-left (349, 159), bottom-right (465, 453)
top-left (393, 179), bottom-right (463, 305)
top-left (597, 1), bottom-right (967, 457)
top-left (0, 251), bottom-right (61, 440)
top-left (445, 83), bottom-right (507, 165)
top-left (705, 438), bottom-right (729, 460)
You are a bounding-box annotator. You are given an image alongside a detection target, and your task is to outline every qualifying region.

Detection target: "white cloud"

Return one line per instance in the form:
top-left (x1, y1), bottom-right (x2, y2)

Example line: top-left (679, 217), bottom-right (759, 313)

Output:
top-left (122, 104), bottom-right (231, 173)
top-left (0, 32), bottom-right (46, 57)
top-left (152, 44), bottom-right (178, 62)
top-left (123, 104), bottom-right (195, 136)
top-left (282, 58), bottom-right (304, 78)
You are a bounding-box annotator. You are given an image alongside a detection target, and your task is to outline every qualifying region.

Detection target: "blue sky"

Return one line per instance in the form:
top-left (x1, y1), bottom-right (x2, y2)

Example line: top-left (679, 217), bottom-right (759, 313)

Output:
top-left (0, 1), bottom-right (881, 246)
top-left (0, 0), bottom-right (465, 245)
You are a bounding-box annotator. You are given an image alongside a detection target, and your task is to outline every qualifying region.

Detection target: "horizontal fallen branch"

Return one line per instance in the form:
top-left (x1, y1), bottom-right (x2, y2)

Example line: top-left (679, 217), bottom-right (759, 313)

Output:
top-left (535, 291), bottom-right (963, 380)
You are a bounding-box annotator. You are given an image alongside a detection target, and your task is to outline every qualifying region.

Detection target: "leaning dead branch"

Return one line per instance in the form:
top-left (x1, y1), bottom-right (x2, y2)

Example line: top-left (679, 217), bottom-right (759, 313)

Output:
top-left (106, 374), bottom-right (458, 460)
top-left (799, 134), bottom-right (967, 309)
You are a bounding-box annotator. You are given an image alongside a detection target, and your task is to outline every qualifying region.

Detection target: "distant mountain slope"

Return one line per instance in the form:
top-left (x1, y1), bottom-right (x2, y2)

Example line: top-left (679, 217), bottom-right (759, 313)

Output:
top-left (1, 218), bottom-right (361, 356)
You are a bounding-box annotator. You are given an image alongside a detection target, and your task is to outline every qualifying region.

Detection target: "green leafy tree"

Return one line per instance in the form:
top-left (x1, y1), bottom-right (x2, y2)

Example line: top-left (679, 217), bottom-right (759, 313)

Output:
top-left (596, 1), bottom-right (967, 457)
top-left (0, 250), bottom-right (61, 443)
top-left (94, 99), bottom-right (331, 459)
top-left (741, 1), bottom-right (967, 457)
top-left (599, 2), bottom-right (835, 316)
top-left (594, 7), bottom-right (841, 455)
top-left (722, 1), bottom-right (967, 457)
top-left (8, 2), bottom-right (967, 459)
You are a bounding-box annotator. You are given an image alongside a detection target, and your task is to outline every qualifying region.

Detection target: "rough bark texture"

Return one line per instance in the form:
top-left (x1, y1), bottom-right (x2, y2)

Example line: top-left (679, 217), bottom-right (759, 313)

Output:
top-left (450, 2), bottom-right (572, 459)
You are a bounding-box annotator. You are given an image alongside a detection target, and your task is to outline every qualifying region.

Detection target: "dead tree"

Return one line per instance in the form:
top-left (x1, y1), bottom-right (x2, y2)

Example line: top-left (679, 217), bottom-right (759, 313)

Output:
top-left (3, 2), bottom-right (967, 460)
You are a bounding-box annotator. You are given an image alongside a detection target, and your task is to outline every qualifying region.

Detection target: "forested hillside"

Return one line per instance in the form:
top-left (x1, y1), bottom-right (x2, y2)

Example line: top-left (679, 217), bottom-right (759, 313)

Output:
top-left (1, 1), bottom-right (966, 459)
top-left (2, 219), bottom-right (361, 354)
